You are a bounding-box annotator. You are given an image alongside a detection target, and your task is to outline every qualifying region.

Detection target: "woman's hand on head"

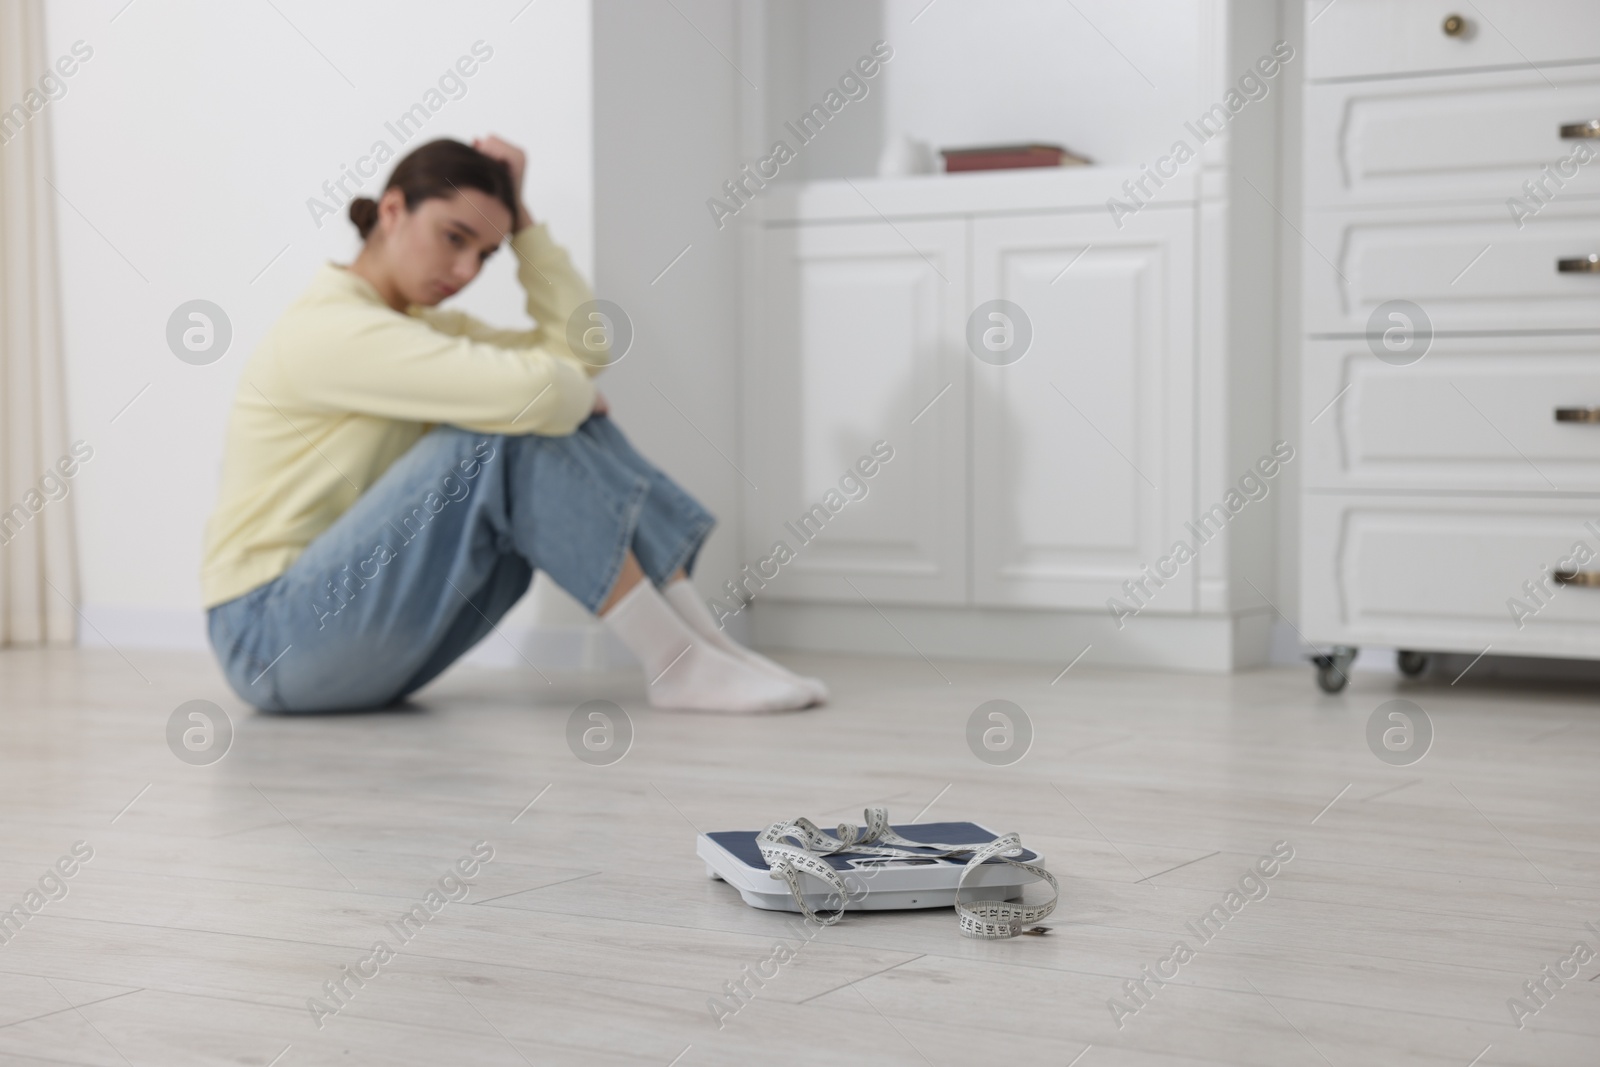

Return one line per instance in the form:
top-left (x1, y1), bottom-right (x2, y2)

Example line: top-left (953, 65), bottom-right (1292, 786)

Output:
top-left (472, 134), bottom-right (525, 190)
top-left (472, 135), bottom-right (535, 231)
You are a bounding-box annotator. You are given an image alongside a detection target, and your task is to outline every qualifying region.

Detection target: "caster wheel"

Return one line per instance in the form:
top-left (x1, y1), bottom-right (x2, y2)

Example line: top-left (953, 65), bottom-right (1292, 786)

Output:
top-left (1396, 650), bottom-right (1430, 678)
top-left (1310, 646), bottom-right (1357, 694)
top-left (1315, 663), bottom-right (1349, 694)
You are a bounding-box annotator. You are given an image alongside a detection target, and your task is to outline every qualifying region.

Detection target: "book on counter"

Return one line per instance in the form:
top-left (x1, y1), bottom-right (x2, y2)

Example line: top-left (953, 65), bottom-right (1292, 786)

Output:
top-left (939, 143), bottom-right (1091, 172)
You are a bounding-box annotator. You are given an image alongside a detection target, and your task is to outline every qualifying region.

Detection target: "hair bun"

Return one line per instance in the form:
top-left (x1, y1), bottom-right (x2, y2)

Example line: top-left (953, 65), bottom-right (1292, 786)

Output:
top-left (349, 196), bottom-right (379, 240)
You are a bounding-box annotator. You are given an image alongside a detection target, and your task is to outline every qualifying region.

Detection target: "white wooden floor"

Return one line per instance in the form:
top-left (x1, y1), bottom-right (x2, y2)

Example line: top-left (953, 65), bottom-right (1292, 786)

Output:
top-left (0, 646), bottom-right (1596, 1066)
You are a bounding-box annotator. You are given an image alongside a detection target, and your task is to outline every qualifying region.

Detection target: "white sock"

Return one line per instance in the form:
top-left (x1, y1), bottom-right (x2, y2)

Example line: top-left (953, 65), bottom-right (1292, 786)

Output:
top-left (662, 579), bottom-right (829, 704)
top-left (601, 580), bottom-right (812, 713)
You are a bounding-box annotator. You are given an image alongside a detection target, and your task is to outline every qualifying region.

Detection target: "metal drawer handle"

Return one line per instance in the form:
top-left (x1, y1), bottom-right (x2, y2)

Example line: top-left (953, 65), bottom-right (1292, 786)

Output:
top-left (1561, 119), bottom-right (1600, 139)
top-left (1558, 254), bottom-right (1600, 273)
top-left (1554, 570), bottom-right (1600, 587)
top-left (1556, 407), bottom-right (1600, 423)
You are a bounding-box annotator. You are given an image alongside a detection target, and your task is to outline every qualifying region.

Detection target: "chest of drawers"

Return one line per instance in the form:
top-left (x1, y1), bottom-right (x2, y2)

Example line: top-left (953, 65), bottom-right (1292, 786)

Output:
top-left (1300, 0), bottom-right (1600, 690)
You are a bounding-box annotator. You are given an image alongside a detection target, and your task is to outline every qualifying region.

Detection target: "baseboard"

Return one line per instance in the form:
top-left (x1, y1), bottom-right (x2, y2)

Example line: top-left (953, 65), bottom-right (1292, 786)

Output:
top-left (75, 603), bottom-right (640, 672)
top-left (750, 600), bottom-right (1275, 673)
top-left (75, 600), bottom-right (1287, 675)
top-left (78, 605), bottom-right (209, 651)
top-left (459, 599), bottom-right (758, 670)
top-left (457, 621), bottom-right (636, 671)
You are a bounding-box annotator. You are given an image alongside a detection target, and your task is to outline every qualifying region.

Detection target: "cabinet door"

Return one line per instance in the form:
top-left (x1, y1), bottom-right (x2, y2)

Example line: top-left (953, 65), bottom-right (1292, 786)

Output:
top-left (745, 218), bottom-right (968, 605)
top-left (971, 209), bottom-right (1195, 610)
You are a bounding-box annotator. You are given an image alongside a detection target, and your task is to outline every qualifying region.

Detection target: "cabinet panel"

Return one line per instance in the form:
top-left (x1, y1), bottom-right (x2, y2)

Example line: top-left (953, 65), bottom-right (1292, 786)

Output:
top-left (1303, 199), bottom-right (1600, 335)
top-left (1302, 493), bottom-right (1600, 657)
top-left (746, 219), bottom-right (967, 605)
top-left (971, 210), bottom-right (1195, 610)
top-left (1305, 66), bottom-right (1600, 208)
top-left (1304, 336), bottom-right (1600, 492)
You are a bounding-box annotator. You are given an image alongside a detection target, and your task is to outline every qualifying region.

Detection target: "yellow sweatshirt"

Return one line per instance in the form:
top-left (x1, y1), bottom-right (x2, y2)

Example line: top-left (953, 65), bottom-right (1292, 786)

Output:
top-left (200, 222), bottom-right (606, 609)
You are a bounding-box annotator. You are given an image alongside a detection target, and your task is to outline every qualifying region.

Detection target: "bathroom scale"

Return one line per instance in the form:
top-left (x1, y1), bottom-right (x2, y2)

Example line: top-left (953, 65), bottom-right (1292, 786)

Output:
top-left (697, 819), bottom-right (1046, 913)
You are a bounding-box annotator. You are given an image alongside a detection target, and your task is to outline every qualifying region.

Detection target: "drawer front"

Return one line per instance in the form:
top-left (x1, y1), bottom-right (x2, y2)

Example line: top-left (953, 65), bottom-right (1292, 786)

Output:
top-left (1303, 199), bottom-right (1600, 334)
top-left (1307, 0), bottom-right (1600, 82)
top-left (1305, 66), bottom-right (1600, 208)
top-left (1302, 493), bottom-right (1600, 656)
top-left (1303, 336), bottom-right (1600, 492)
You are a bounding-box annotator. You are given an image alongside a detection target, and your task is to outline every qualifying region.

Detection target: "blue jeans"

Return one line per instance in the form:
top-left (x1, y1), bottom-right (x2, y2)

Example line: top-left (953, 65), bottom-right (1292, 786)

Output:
top-left (206, 415), bottom-right (715, 712)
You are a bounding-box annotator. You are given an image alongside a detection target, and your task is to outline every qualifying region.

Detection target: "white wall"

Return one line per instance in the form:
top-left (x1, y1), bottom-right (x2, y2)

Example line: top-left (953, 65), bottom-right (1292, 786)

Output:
top-left (44, 0), bottom-right (594, 651)
top-left (761, 0), bottom-right (1209, 182)
top-left (589, 0), bottom-right (749, 641)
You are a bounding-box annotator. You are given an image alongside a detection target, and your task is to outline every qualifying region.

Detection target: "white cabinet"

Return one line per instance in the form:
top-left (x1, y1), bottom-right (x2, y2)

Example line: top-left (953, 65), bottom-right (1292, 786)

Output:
top-left (746, 193), bottom-right (1198, 612)
top-left (1300, 0), bottom-right (1600, 683)
top-left (747, 218), bottom-right (968, 604)
top-left (970, 210), bottom-right (1196, 610)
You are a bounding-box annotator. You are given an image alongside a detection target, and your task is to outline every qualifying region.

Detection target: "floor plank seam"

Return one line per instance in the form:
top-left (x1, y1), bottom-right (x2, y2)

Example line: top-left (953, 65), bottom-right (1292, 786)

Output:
top-left (0, 990), bottom-right (146, 1032)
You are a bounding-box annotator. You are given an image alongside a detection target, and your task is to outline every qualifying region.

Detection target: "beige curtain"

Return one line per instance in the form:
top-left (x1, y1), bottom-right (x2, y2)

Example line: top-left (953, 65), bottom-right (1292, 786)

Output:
top-left (0, 0), bottom-right (79, 646)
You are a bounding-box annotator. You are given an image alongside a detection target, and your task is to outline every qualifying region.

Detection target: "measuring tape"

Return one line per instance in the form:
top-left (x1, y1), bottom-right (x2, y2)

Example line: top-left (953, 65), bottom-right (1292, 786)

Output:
top-left (755, 807), bottom-right (1058, 939)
